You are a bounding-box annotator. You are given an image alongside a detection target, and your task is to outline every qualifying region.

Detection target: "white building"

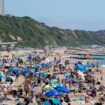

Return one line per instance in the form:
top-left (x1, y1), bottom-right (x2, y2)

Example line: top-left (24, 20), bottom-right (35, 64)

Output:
top-left (0, 0), bottom-right (4, 15)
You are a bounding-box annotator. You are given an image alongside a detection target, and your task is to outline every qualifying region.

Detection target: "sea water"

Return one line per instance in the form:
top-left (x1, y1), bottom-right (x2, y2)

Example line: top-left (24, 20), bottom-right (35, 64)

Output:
top-left (90, 55), bottom-right (105, 66)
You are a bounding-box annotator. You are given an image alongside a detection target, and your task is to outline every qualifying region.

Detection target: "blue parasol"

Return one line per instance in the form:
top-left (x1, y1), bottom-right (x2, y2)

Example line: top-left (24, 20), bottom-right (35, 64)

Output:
top-left (7, 69), bottom-right (20, 74)
top-left (45, 89), bottom-right (61, 97)
top-left (21, 69), bottom-right (30, 74)
top-left (56, 86), bottom-right (71, 93)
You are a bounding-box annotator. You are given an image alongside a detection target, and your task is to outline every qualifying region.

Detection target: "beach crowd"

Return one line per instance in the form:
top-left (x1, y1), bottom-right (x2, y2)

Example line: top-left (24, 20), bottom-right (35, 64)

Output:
top-left (0, 50), bottom-right (105, 105)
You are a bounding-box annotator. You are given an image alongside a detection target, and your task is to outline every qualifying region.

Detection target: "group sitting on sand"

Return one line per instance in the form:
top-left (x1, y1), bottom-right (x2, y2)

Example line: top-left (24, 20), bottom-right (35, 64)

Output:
top-left (0, 50), bottom-right (105, 105)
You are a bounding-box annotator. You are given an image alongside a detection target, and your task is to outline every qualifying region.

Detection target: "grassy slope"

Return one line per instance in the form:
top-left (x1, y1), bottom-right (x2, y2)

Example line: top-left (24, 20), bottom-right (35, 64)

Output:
top-left (0, 15), bottom-right (105, 48)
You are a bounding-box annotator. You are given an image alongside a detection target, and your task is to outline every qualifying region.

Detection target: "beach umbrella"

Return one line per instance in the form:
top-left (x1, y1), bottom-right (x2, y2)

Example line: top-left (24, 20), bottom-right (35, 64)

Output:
top-left (51, 79), bottom-right (58, 84)
top-left (43, 71), bottom-right (48, 76)
top-left (52, 83), bottom-right (63, 88)
top-left (36, 71), bottom-right (43, 75)
top-left (21, 69), bottom-right (30, 74)
top-left (64, 73), bottom-right (69, 78)
top-left (10, 76), bottom-right (15, 82)
top-left (45, 89), bottom-right (61, 97)
top-left (41, 63), bottom-right (49, 67)
top-left (44, 85), bottom-right (53, 92)
top-left (34, 64), bottom-right (42, 68)
top-left (7, 69), bottom-right (20, 74)
top-left (56, 86), bottom-right (71, 93)
top-left (6, 76), bottom-right (14, 82)
top-left (77, 64), bottom-right (87, 73)
top-left (31, 68), bottom-right (36, 73)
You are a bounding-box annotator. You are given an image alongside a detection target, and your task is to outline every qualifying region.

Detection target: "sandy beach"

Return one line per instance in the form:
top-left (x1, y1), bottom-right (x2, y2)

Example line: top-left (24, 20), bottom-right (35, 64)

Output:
top-left (0, 49), bottom-right (105, 105)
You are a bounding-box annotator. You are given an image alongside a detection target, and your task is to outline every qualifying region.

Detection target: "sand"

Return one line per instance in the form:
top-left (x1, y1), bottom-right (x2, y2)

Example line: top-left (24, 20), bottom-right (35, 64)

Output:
top-left (1, 49), bottom-right (105, 105)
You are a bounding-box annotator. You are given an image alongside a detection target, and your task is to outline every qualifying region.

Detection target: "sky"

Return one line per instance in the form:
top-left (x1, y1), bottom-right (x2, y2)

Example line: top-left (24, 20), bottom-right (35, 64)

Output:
top-left (5, 0), bottom-right (105, 31)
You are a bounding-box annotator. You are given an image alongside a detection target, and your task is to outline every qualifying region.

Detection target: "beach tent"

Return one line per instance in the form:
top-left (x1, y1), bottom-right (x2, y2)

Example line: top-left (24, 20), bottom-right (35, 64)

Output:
top-left (45, 89), bottom-right (61, 97)
top-left (51, 98), bottom-right (62, 105)
top-left (56, 86), bottom-right (71, 93)
top-left (77, 64), bottom-right (87, 73)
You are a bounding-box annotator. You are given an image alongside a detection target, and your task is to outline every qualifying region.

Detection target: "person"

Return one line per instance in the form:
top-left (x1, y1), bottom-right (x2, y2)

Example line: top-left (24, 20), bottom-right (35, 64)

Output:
top-left (7, 82), bottom-right (13, 94)
top-left (0, 94), bottom-right (3, 103)
top-left (24, 97), bottom-right (30, 105)
top-left (18, 85), bottom-right (23, 96)
top-left (11, 89), bottom-right (18, 97)
top-left (0, 73), bottom-right (2, 82)
top-left (96, 62), bottom-right (99, 68)
top-left (100, 94), bottom-right (105, 103)
top-left (94, 103), bottom-right (102, 105)
top-left (24, 79), bottom-right (30, 96)
top-left (16, 73), bottom-right (19, 81)
top-left (63, 95), bottom-right (70, 103)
